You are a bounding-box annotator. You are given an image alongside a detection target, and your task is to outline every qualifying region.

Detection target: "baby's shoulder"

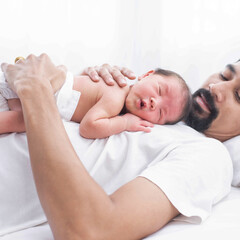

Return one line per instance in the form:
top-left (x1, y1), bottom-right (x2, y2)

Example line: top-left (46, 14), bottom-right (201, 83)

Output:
top-left (101, 81), bottom-right (129, 99)
top-left (98, 81), bottom-right (129, 114)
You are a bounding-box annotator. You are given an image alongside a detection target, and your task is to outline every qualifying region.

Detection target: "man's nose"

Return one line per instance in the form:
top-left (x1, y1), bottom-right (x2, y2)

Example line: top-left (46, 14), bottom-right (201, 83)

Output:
top-left (150, 97), bottom-right (157, 110)
top-left (209, 82), bottom-right (226, 103)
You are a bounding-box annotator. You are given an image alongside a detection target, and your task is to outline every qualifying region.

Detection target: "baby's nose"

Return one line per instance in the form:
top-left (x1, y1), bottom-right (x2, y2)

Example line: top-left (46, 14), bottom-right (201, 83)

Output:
top-left (150, 97), bottom-right (157, 110)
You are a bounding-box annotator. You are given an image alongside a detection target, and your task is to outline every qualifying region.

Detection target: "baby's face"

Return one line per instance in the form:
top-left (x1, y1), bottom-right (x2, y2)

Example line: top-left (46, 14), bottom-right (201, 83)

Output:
top-left (125, 73), bottom-right (185, 124)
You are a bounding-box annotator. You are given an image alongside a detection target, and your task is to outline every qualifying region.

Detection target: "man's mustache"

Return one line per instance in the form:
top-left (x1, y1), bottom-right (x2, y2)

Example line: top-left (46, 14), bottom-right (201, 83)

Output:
top-left (185, 88), bottom-right (219, 132)
top-left (192, 88), bottom-right (217, 114)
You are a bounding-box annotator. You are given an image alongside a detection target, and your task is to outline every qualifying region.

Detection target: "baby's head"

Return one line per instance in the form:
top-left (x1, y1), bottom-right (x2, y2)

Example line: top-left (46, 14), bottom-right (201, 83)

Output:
top-left (125, 68), bottom-right (192, 125)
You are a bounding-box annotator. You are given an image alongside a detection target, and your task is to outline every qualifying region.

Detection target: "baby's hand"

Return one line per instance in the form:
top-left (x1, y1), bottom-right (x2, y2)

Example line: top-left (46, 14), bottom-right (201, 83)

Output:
top-left (123, 113), bottom-right (154, 133)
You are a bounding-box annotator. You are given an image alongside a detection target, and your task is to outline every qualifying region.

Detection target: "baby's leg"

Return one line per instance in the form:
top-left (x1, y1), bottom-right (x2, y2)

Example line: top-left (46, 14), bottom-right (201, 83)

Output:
top-left (0, 110), bottom-right (25, 134)
top-left (0, 80), bottom-right (24, 133)
top-left (8, 98), bottom-right (22, 111)
top-left (0, 96), bottom-right (25, 134)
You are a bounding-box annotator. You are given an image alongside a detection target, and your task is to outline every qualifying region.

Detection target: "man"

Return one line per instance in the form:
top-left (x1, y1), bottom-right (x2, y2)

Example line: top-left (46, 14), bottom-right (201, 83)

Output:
top-left (185, 60), bottom-right (240, 141)
top-left (0, 55), bottom-right (233, 239)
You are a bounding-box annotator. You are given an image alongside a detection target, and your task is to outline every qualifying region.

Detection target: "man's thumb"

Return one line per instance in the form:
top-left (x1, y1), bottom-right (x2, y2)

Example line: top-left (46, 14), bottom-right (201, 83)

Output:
top-left (57, 65), bottom-right (67, 74)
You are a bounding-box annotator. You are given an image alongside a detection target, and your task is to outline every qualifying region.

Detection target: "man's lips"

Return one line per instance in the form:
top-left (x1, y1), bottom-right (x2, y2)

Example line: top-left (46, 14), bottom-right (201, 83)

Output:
top-left (195, 94), bottom-right (211, 114)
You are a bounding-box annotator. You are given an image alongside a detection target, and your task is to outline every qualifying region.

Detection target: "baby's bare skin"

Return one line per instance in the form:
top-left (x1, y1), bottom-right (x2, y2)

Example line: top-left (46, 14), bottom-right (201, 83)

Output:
top-left (71, 75), bottom-right (154, 139)
top-left (71, 75), bottom-right (129, 123)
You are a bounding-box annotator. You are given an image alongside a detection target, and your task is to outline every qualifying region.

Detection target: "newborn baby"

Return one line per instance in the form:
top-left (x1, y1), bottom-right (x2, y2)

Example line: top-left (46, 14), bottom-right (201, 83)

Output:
top-left (0, 68), bottom-right (191, 139)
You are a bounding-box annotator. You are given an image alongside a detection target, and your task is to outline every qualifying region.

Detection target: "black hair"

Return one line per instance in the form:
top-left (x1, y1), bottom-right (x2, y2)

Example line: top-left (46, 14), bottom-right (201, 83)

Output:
top-left (154, 68), bottom-right (192, 124)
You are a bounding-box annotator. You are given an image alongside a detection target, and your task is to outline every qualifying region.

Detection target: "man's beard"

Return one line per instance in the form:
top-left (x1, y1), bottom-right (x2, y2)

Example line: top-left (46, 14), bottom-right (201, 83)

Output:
top-left (185, 88), bottom-right (219, 132)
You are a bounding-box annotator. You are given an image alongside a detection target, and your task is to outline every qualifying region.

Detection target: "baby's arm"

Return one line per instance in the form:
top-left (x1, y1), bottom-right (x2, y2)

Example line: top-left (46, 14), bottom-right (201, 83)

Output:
top-left (79, 98), bottom-right (153, 139)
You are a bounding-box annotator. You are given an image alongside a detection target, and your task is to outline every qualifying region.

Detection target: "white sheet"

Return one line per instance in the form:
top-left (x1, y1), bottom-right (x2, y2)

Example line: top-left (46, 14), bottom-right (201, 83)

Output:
top-left (1, 187), bottom-right (239, 240)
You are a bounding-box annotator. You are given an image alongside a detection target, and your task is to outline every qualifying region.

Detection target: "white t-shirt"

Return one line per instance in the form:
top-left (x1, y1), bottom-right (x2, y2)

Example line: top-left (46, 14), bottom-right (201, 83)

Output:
top-left (0, 121), bottom-right (233, 236)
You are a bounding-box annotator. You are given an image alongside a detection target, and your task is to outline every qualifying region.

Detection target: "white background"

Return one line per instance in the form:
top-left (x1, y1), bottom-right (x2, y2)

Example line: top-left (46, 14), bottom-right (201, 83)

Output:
top-left (0, 0), bottom-right (240, 91)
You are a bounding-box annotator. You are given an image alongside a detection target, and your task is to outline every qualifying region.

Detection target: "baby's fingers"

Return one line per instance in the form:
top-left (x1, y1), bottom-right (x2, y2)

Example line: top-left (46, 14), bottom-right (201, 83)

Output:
top-left (137, 121), bottom-right (154, 133)
top-left (140, 121), bottom-right (154, 128)
top-left (140, 126), bottom-right (152, 133)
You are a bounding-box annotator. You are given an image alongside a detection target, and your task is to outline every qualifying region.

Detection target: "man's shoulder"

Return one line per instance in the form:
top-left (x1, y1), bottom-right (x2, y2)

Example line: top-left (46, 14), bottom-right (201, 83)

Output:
top-left (158, 122), bottom-right (227, 152)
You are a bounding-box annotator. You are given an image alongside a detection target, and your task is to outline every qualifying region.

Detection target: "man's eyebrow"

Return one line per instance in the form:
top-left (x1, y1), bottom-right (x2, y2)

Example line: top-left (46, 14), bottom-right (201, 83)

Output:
top-left (226, 64), bottom-right (236, 74)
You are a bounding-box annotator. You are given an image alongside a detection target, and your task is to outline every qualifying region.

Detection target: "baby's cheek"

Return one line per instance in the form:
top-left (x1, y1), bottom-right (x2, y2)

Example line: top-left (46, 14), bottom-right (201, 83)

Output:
top-left (141, 112), bottom-right (157, 123)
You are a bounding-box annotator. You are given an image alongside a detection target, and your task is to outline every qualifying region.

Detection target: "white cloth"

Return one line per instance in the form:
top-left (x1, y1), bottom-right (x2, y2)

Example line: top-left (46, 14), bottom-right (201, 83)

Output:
top-left (0, 73), bottom-right (18, 111)
top-left (0, 72), bottom-right (81, 121)
top-left (0, 121), bottom-right (233, 236)
top-left (55, 72), bottom-right (81, 121)
top-left (224, 135), bottom-right (240, 187)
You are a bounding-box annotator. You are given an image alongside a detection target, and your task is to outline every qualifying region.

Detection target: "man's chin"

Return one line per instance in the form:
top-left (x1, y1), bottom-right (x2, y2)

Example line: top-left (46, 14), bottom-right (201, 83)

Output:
top-left (185, 110), bottom-right (217, 132)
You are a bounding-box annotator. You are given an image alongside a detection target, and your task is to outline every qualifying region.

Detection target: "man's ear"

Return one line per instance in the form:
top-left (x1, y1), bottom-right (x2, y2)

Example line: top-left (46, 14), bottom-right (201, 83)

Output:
top-left (138, 70), bottom-right (155, 81)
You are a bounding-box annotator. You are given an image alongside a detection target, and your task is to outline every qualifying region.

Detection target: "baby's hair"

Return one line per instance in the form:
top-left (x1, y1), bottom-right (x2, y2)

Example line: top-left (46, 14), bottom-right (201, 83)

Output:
top-left (154, 68), bottom-right (192, 124)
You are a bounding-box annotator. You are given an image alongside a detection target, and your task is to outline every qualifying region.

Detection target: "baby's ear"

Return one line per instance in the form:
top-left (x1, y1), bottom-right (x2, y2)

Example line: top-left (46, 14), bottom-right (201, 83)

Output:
top-left (138, 70), bottom-right (154, 81)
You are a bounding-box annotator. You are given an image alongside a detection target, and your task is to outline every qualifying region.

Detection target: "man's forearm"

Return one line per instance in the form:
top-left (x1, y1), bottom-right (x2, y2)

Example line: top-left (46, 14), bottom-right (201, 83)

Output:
top-left (19, 84), bottom-right (115, 239)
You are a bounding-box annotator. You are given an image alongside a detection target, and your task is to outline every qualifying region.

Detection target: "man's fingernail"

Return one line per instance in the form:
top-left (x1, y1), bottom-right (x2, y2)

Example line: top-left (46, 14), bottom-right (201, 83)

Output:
top-left (94, 75), bottom-right (99, 80)
top-left (108, 78), bottom-right (114, 83)
top-left (130, 73), bottom-right (136, 78)
top-left (120, 78), bottom-right (126, 84)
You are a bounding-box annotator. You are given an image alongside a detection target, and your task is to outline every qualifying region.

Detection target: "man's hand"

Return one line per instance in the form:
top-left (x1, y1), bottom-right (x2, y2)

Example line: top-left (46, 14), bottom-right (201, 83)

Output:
top-left (81, 64), bottom-right (136, 87)
top-left (1, 53), bottom-right (67, 96)
top-left (123, 113), bottom-right (154, 133)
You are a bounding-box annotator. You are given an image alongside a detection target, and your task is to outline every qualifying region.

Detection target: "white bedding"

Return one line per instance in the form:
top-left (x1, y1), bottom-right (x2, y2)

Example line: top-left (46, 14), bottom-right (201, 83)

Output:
top-left (1, 187), bottom-right (239, 240)
top-left (0, 120), bottom-right (237, 239)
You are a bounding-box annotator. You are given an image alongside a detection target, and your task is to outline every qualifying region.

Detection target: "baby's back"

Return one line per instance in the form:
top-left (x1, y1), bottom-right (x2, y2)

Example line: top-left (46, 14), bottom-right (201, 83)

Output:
top-left (71, 75), bottom-right (129, 123)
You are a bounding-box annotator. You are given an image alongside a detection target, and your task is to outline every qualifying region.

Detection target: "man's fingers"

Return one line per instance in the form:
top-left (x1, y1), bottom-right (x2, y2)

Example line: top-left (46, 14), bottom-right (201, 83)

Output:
top-left (26, 54), bottom-right (37, 61)
top-left (111, 68), bottom-right (127, 87)
top-left (81, 64), bottom-right (136, 87)
top-left (82, 67), bottom-right (100, 81)
top-left (115, 66), bottom-right (136, 80)
top-left (99, 67), bottom-right (114, 85)
top-left (88, 67), bottom-right (100, 81)
top-left (1, 63), bottom-right (16, 74)
top-left (1, 63), bottom-right (8, 72)
top-left (57, 65), bottom-right (67, 74)
top-left (38, 53), bottom-right (48, 60)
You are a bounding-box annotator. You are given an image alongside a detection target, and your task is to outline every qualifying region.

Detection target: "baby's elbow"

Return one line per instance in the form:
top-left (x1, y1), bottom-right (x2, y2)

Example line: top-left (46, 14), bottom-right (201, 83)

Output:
top-left (79, 123), bottom-right (90, 139)
top-left (79, 120), bottom-right (107, 139)
top-left (79, 122), bottom-right (97, 139)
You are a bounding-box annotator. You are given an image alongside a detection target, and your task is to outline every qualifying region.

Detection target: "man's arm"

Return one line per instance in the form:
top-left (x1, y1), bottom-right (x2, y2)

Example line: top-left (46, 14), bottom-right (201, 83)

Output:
top-left (2, 54), bottom-right (179, 240)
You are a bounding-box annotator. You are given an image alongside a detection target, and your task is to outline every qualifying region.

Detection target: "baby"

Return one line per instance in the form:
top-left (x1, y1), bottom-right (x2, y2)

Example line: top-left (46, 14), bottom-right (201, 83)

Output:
top-left (0, 67), bottom-right (191, 139)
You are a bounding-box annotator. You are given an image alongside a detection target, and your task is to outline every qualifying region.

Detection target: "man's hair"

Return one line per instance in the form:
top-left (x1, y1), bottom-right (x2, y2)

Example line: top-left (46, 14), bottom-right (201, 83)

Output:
top-left (154, 68), bottom-right (192, 124)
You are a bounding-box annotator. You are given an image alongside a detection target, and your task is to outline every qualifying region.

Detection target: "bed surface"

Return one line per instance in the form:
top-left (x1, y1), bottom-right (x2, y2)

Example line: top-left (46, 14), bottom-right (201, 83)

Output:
top-left (1, 187), bottom-right (239, 240)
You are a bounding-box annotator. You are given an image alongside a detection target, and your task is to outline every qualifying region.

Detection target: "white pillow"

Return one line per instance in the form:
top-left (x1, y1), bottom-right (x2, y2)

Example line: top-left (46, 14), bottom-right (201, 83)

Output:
top-left (224, 135), bottom-right (240, 187)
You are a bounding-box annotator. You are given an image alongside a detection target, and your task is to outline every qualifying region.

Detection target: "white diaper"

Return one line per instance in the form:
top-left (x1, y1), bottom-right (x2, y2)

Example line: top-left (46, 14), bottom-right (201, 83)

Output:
top-left (55, 72), bottom-right (81, 121)
top-left (0, 71), bottom-right (81, 121)
top-left (0, 72), bottom-right (18, 112)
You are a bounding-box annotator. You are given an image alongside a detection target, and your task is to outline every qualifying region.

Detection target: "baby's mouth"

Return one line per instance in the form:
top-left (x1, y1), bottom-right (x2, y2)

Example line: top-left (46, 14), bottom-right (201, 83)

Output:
top-left (139, 99), bottom-right (148, 109)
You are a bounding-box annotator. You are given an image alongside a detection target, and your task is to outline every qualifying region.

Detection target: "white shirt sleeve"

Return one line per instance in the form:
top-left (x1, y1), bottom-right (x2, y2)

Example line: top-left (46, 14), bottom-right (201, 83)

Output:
top-left (139, 137), bottom-right (233, 223)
